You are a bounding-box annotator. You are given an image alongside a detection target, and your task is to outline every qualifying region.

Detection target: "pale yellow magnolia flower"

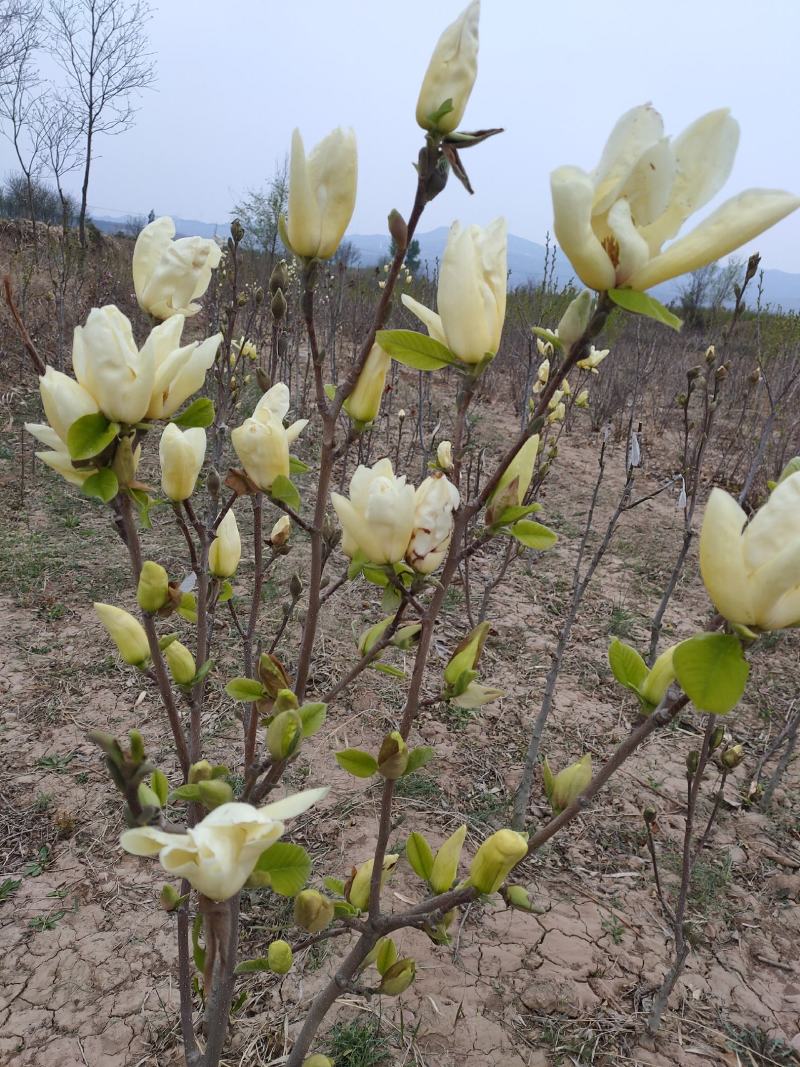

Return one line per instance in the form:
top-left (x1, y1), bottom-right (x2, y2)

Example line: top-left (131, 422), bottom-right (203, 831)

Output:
top-left (144, 315), bottom-right (222, 419)
top-left (575, 388), bottom-right (590, 409)
top-left (343, 343), bottom-right (391, 424)
top-left (94, 602), bottom-right (150, 666)
top-left (551, 105), bottom-right (800, 291)
top-left (547, 402), bottom-right (566, 424)
top-left (699, 472), bottom-right (800, 630)
top-left (25, 420), bottom-right (92, 487)
top-left (209, 509), bottom-right (241, 578)
top-left (133, 216), bottom-right (222, 320)
top-left (331, 458), bottom-right (416, 565)
top-left (406, 472), bottom-right (460, 574)
top-left (437, 440), bottom-right (454, 471)
top-left (287, 127), bottom-right (357, 260)
top-left (120, 789), bottom-right (328, 901)
top-left (535, 338), bottom-right (553, 358)
top-left (547, 389), bottom-right (565, 410)
top-left (72, 306), bottom-right (156, 425)
top-left (532, 357), bottom-right (550, 395)
top-left (576, 346), bottom-right (609, 373)
top-left (231, 383), bottom-right (308, 491)
top-left (402, 218), bottom-right (507, 365)
top-left (416, 0), bottom-right (480, 133)
top-left (234, 337), bottom-right (258, 361)
top-left (159, 424), bottom-right (206, 501)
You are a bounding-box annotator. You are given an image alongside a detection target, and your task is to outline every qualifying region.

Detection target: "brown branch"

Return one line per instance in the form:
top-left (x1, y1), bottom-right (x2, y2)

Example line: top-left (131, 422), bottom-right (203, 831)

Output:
top-left (3, 274), bottom-right (46, 374)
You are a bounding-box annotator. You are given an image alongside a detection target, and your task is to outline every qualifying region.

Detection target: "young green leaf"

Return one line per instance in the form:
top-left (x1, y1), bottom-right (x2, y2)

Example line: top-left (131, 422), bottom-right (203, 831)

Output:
top-left (234, 957), bottom-right (273, 974)
top-left (253, 842), bottom-right (311, 896)
top-left (374, 662), bottom-right (405, 678)
top-left (608, 638), bottom-right (649, 692)
top-left (323, 876), bottom-right (346, 896)
top-left (217, 580), bottom-right (234, 603)
top-left (67, 413), bottom-right (120, 460)
top-left (335, 749), bottom-right (378, 778)
top-left (530, 326), bottom-right (563, 350)
top-left (289, 455), bottom-right (310, 474)
top-left (376, 329), bottom-right (457, 371)
top-left (672, 633), bottom-right (749, 715)
top-left (608, 288), bottom-right (683, 332)
top-left (270, 475), bottom-right (301, 513)
top-left (171, 397), bottom-right (215, 429)
top-left (406, 832), bottom-right (434, 881)
top-left (404, 746), bottom-right (435, 776)
top-left (225, 677), bottom-right (267, 701)
top-left (489, 503), bottom-right (542, 527)
top-left (81, 468), bottom-right (119, 503)
top-left (375, 937), bottom-right (399, 976)
top-left (298, 702), bottom-right (327, 737)
top-left (509, 520), bottom-right (558, 550)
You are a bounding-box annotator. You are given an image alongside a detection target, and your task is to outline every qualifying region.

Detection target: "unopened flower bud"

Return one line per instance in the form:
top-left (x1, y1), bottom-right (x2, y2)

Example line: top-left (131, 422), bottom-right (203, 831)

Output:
top-left (705, 344), bottom-right (716, 363)
top-left (388, 209), bottom-right (408, 253)
top-left (470, 829), bottom-right (528, 895)
top-left (721, 743), bottom-right (744, 769)
top-left (197, 779), bottom-right (233, 809)
top-left (164, 640), bottom-right (196, 686)
top-left (137, 561), bottom-right (170, 613)
top-left (542, 754), bottom-right (592, 814)
top-left (160, 884), bottom-right (184, 912)
top-left (347, 854), bottom-right (399, 911)
top-left (715, 364), bottom-right (728, 381)
top-left (230, 219), bottom-right (245, 244)
top-left (556, 290), bottom-right (593, 349)
top-left (289, 573), bottom-right (303, 600)
top-left (94, 603), bottom-right (150, 666)
top-left (398, 408), bottom-right (406, 421)
top-left (710, 725), bottom-right (725, 751)
top-left (643, 806), bottom-right (657, 825)
top-left (270, 515), bottom-right (291, 547)
top-left (137, 781), bottom-right (162, 810)
top-left (437, 440), bottom-right (454, 471)
top-left (271, 288), bottom-right (287, 320)
top-left (444, 621), bottom-right (491, 687)
top-left (377, 731), bottom-right (409, 780)
top-left (379, 958), bottom-right (415, 996)
top-left (112, 434), bottom-right (139, 487)
top-left (207, 466), bottom-right (221, 499)
top-left (189, 759), bottom-right (214, 783)
top-left (267, 939), bottom-right (293, 974)
top-left (686, 750), bottom-right (700, 776)
top-left (258, 652), bottom-right (291, 699)
top-left (505, 884), bottom-right (534, 911)
top-left (269, 261), bottom-right (289, 296)
top-left (266, 709), bottom-right (303, 760)
top-left (687, 366), bottom-right (702, 381)
top-left (294, 889), bottom-right (335, 933)
top-left (429, 823), bottom-right (467, 893)
top-left (256, 368), bottom-right (272, 393)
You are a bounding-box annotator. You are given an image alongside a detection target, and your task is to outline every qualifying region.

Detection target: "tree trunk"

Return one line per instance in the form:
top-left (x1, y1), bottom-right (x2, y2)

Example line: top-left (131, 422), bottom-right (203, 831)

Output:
top-left (79, 124), bottom-right (93, 249)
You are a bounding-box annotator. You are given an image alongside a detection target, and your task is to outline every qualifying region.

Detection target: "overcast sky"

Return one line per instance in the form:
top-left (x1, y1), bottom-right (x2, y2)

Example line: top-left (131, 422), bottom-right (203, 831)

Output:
top-left (8, 0), bottom-right (800, 269)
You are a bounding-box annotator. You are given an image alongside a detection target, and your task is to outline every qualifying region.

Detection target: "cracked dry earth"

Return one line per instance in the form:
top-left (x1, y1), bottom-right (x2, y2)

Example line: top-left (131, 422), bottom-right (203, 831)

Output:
top-left (2, 416), bottom-right (800, 1067)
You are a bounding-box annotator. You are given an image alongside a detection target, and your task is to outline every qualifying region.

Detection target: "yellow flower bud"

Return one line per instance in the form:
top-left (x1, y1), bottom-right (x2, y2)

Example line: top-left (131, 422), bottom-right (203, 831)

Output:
top-left (379, 958), bottom-right (416, 996)
top-left (270, 514), bottom-right (291, 547)
top-left (268, 939), bottom-right (293, 974)
top-left (189, 759), bottom-right (213, 783)
top-left (196, 779), bottom-right (233, 809)
top-left (491, 435), bottom-right (539, 510)
top-left (556, 290), bottom-right (593, 349)
top-left (721, 743), bottom-right (744, 769)
top-left (575, 388), bottom-right (590, 409)
top-left (347, 854), bottom-right (399, 912)
top-left (430, 823), bottom-right (467, 893)
top-left (444, 621), bottom-right (491, 687)
top-left (344, 343), bottom-right (391, 424)
top-left (137, 561), bottom-right (170, 613)
top-left (94, 603), bottom-right (150, 666)
top-left (209, 509), bottom-right (241, 578)
top-left (294, 889), bottom-right (335, 934)
top-left (469, 829), bottom-right (528, 894)
top-left (159, 424), bottom-right (206, 501)
top-left (266, 709), bottom-right (303, 760)
top-left (437, 440), bottom-right (454, 471)
top-left (377, 732), bottom-right (409, 780)
top-left (543, 754), bottom-right (592, 814)
top-left (287, 127), bottom-right (357, 260)
top-left (164, 640), bottom-right (196, 686)
top-left (416, 0), bottom-right (479, 134)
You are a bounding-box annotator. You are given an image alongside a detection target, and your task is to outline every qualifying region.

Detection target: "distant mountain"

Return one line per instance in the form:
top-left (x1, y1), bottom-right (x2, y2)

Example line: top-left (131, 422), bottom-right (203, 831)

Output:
top-left (91, 214), bottom-right (800, 312)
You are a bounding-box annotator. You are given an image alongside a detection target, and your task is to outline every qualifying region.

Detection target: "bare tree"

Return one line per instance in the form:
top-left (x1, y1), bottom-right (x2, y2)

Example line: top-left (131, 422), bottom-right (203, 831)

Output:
top-left (232, 156), bottom-right (289, 267)
top-left (48, 0), bottom-right (155, 247)
top-left (677, 258), bottom-right (743, 329)
top-left (33, 90), bottom-right (82, 231)
top-left (0, 3), bottom-right (44, 243)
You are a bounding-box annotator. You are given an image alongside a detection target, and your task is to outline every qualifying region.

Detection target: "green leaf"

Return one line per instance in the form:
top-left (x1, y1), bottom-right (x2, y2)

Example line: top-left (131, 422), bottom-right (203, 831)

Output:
top-left (509, 520), bottom-right (558, 550)
top-left (406, 832), bottom-right (434, 881)
top-left (270, 475), bottom-right (301, 513)
top-left (129, 488), bottom-right (153, 530)
top-left (404, 746), bottom-right (435, 776)
top-left (192, 659), bottom-right (214, 686)
top-left (323, 876), bottom-right (345, 896)
top-left (381, 584), bottom-right (402, 614)
top-left (323, 383), bottom-right (336, 400)
top-left (490, 503), bottom-right (542, 527)
top-left (347, 551), bottom-right (368, 581)
top-left (289, 455), bottom-right (310, 474)
top-left (253, 842), bottom-right (311, 896)
top-left (192, 913), bottom-right (205, 973)
top-left (374, 662), bottom-right (405, 678)
top-left (608, 639), bottom-right (649, 692)
top-left (217, 580), bottom-right (234, 603)
top-left (333, 899), bottom-right (359, 917)
top-left (150, 769), bottom-right (169, 807)
top-left (672, 633), bottom-right (749, 715)
top-left (225, 677), bottom-right (267, 701)
top-left (170, 784), bottom-right (203, 803)
top-left (608, 288), bottom-right (683, 332)
top-left (376, 329), bottom-right (457, 371)
top-left (67, 413), bottom-right (120, 460)
top-left (171, 397), bottom-right (215, 429)
top-left (375, 937), bottom-right (398, 976)
top-left (427, 97), bottom-right (454, 127)
top-left (362, 564), bottom-right (389, 587)
top-left (335, 749), bottom-right (378, 778)
top-left (177, 592), bottom-right (197, 623)
top-left (298, 702), bottom-right (327, 737)
top-left (81, 468), bottom-right (119, 503)
top-left (777, 456), bottom-right (800, 485)
top-left (234, 957), bottom-right (273, 975)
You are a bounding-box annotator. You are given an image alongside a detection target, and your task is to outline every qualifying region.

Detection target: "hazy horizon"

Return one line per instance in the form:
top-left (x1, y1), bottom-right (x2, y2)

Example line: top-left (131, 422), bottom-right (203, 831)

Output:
top-left (3, 0), bottom-right (799, 271)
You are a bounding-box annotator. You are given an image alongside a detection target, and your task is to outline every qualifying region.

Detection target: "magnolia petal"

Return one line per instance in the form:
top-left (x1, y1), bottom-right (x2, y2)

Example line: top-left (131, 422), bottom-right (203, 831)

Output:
top-left (698, 488), bottom-right (753, 624)
top-left (550, 166), bottom-right (616, 291)
top-left (628, 189), bottom-right (800, 290)
top-left (25, 422), bottom-right (63, 450)
top-left (750, 539), bottom-right (800, 625)
top-left (591, 104), bottom-right (665, 215)
top-left (285, 418), bottom-right (309, 445)
top-left (607, 198), bottom-right (651, 284)
top-left (36, 450), bottom-right (91, 486)
top-left (308, 127), bottom-right (358, 260)
top-left (257, 786), bottom-right (329, 822)
top-left (742, 470), bottom-right (800, 573)
top-left (623, 136), bottom-right (675, 227)
top-left (400, 293), bottom-right (448, 346)
top-left (255, 382), bottom-right (291, 424)
top-left (639, 109), bottom-right (740, 254)
top-left (287, 128), bottom-right (322, 257)
top-left (133, 217), bottom-right (175, 306)
top-left (120, 825), bottom-right (185, 857)
top-left (762, 587), bottom-right (800, 630)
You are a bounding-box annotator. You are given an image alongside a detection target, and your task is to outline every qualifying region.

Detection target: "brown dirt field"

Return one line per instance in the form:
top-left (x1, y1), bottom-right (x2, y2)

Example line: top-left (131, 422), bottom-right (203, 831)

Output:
top-left (1, 374), bottom-right (799, 1067)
